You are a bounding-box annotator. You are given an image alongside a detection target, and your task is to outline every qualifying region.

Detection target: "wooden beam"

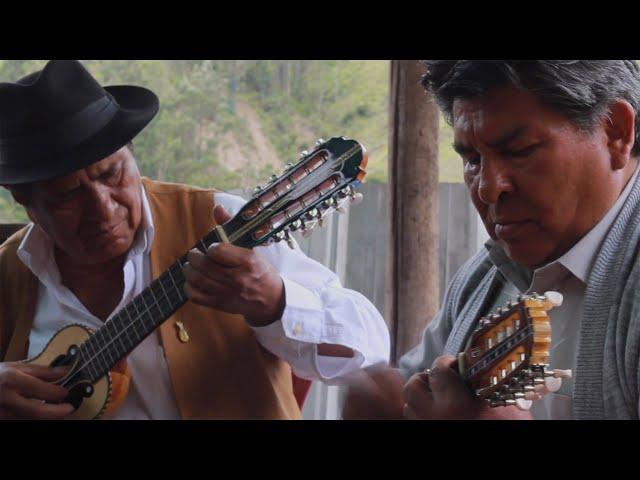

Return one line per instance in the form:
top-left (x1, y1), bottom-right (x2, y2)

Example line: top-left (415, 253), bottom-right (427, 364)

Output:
top-left (388, 60), bottom-right (440, 364)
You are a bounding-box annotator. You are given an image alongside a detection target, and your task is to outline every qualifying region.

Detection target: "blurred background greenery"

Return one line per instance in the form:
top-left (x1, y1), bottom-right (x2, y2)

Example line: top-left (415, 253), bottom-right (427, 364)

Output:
top-left (0, 60), bottom-right (462, 223)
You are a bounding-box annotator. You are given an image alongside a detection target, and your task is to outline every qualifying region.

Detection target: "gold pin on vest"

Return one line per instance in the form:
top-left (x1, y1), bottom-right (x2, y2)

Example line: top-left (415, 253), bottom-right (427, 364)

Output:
top-left (175, 321), bottom-right (190, 343)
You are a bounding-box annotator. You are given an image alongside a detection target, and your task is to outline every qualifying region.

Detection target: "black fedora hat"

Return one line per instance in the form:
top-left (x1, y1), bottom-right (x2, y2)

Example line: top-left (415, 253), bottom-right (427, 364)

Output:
top-left (0, 60), bottom-right (159, 185)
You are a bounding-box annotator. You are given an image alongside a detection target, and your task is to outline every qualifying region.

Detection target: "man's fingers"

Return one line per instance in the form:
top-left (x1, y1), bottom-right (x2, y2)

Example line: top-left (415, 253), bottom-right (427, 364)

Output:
top-left (183, 283), bottom-right (222, 309)
top-left (187, 245), bottom-right (248, 273)
top-left (403, 402), bottom-right (421, 420)
top-left (12, 370), bottom-right (69, 403)
top-left (206, 243), bottom-right (254, 268)
top-left (403, 372), bottom-right (433, 408)
top-left (186, 249), bottom-right (220, 273)
top-left (431, 355), bottom-right (458, 371)
top-left (343, 370), bottom-right (404, 420)
top-left (183, 262), bottom-right (229, 296)
top-left (369, 368), bottom-right (407, 406)
top-left (16, 363), bottom-right (69, 382)
top-left (213, 204), bottom-right (232, 225)
top-left (4, 390), bottom-right (74, 420)
top-left (428, 355), bottom-right (466, 394)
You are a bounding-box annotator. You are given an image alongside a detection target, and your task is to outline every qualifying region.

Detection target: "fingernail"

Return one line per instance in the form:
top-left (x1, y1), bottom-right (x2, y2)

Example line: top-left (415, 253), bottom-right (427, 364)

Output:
top-left (207, 242), bottom-right (220, 253)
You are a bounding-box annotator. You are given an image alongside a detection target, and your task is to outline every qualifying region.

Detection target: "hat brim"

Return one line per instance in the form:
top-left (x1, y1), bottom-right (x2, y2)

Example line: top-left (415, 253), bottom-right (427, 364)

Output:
top-left (0, 85), bottom-right (159, 185)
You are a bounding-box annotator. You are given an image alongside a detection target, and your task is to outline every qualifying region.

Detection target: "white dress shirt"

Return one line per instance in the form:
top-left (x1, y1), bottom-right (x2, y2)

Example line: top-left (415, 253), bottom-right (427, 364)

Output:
top-left (18, 185), bottom-right (390, 419)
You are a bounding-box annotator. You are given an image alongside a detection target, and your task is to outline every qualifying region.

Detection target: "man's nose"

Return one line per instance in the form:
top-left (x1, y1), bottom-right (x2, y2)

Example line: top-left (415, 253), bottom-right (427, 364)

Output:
top-left (477, 158), bottom-right (515, 205)
top-left (85, 184), bottom-right (117, 221)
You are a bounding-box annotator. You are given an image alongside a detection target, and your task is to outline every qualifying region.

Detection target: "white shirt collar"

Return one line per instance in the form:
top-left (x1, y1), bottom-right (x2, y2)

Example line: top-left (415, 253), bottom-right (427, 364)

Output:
top-left (554, 162), bottom-right (640, 284)
top-left (487, 161), bottom-right (640, 290)
top-left (17, 184), bottom-right (155, 289)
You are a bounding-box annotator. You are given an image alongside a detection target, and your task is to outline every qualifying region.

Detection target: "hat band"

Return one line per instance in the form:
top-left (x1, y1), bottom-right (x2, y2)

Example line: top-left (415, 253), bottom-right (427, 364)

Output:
top-left (0, 94), bottom-right (120, 165)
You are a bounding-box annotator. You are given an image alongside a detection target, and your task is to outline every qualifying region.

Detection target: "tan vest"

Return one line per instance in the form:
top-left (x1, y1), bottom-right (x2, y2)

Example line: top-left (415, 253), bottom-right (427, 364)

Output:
top-left (0, 178), bottom-right (302, 419)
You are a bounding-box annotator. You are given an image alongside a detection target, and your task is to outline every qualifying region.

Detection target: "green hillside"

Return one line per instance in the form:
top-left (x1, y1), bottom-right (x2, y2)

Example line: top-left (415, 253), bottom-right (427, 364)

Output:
top-left (0, 60), bottom-right (463, 223)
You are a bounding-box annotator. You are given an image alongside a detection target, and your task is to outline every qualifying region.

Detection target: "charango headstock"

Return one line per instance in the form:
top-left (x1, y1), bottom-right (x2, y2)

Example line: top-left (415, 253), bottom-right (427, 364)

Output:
top-left (458, 291), bottom-right (572, 411)
top-left (221, 136), bottom-right (367, 249)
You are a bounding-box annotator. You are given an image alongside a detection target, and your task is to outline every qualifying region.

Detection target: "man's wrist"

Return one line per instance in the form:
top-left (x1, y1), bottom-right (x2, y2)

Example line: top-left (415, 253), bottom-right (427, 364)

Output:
top-left (244, 278), bottom-right (286, 327)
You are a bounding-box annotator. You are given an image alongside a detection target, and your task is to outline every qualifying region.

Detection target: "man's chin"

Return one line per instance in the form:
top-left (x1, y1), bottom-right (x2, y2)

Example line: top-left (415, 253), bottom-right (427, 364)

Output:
top-left (82, 237), bottom-right (133, 264)
top-left (500, 241), bottom-right (550, 269)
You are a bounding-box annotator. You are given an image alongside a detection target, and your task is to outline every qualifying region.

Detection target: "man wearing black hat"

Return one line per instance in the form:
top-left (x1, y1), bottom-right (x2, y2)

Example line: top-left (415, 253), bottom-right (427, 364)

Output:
top-left (0, 60), bottom-right (390, 420)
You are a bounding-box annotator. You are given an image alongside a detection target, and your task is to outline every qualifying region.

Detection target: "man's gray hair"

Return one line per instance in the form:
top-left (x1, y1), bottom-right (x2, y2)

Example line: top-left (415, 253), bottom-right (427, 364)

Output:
top-left (422, 60), bottom-right (640, 154)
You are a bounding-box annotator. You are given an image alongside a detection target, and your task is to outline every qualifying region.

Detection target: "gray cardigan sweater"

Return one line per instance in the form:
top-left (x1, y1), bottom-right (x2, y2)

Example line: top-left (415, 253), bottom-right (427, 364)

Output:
top-left (399, 173), bottom-right (640, 420)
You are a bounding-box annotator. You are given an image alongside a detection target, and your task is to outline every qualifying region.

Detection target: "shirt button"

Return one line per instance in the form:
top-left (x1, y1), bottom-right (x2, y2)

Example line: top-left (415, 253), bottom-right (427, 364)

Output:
top-left (292, 323), bottom-right (303, 335)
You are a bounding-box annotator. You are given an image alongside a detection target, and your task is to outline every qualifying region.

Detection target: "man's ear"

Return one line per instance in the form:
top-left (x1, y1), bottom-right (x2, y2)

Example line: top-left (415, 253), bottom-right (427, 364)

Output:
top-left (604, 99), bottom-right (636, 170)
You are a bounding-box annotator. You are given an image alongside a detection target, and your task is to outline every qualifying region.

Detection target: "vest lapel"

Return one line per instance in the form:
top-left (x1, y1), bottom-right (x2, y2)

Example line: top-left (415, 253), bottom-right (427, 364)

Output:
top-left (1, 226), bottom-right (40, 361)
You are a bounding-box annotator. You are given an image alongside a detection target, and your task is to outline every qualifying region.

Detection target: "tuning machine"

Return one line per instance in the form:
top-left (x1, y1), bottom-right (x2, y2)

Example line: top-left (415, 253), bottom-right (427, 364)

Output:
top-left (350, 192), bottom-right (364, 205)
top-left (305, 208), bottom-right (320, 220)
top-left (289, 219), bottom-right (304, 232)
top-left (276, 229), bottom-right (295, 249)
top-left (322, 197), bottom-right (337, 209)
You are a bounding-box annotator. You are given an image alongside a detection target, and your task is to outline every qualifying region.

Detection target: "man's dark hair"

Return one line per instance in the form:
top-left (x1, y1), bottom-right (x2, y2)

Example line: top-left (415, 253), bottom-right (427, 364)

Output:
top-left (422, 60), bottom-right (640, 155)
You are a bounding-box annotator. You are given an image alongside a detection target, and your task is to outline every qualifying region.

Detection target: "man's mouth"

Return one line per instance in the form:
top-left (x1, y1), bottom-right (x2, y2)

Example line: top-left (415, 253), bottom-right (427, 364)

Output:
top-left (494, 220), bottom-right (537, 240)
top-left (84, 221), bottom-right (123, 240)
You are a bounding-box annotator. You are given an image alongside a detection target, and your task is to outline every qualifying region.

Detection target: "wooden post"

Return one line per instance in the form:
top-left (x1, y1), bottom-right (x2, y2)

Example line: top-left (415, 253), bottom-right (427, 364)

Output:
top-left (388, 60), bottom-right (440, 364)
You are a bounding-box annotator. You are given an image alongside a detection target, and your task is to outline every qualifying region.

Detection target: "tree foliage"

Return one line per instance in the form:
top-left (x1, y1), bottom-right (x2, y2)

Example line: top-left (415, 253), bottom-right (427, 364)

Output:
top-left (0, 60), bottom-right (462, 223)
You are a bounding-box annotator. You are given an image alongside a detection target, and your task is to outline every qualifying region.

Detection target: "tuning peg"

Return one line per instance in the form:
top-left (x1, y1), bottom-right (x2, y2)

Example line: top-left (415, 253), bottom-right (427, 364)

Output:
top-left (315, 138), bottom-right (325, 146)
top-left (300, 150), bottom-right (309, 158)
top-left (305, 208), bottom-right (319, 220)
top-left (270, 174), bottom-right (279, 182)
top-left (285, 162), bottom-right (295, 171)
top-left (524, 391), bottom-right (543, 401)
top-left (549, 369), bottom-right (572, 379)
top-left (289, 219), bottom-right (303, 231)
top-left (284, 231), bottom-right (295, 249)
top-left (274, 231), bottom-right (286, 242)
top-left (254, 185), bottom-right (263, 194)
top-left (543, 377), bottom-right (562, 393)
top-left (322, 198), bottom-right (336, 209)
top-left (350, 192), bottom-right (364, 205)
top-left (515, 399), bottom-right (533, 411)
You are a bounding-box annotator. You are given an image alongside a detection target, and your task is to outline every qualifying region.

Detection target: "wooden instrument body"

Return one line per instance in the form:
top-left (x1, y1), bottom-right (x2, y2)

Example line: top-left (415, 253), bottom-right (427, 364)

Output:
top-left (24, 324), bottom-right (129, 420)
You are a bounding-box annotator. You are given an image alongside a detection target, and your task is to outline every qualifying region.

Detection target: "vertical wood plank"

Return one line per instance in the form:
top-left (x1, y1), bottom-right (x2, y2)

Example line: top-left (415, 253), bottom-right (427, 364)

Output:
top-left (388, 60), bottom-right (440, 363)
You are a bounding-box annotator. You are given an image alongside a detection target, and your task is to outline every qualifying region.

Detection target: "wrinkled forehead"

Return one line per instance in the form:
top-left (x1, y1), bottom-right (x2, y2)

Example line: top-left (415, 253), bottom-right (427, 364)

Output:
top-left (451, 85), bottom-right (559, 144)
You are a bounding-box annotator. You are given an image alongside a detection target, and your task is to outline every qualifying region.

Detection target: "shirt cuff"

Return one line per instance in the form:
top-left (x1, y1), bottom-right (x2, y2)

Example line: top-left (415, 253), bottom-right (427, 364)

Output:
top-left (278, 276), bottom-right (325, 344)
top-left (248, 276), bottom-right (367, 383)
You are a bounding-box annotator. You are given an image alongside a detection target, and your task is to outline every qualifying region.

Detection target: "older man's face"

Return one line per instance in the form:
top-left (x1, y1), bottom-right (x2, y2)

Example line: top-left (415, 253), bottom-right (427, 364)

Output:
top-left (24, 146), bottom-right (142, 267)
top-left (454, 85), bottom-right (629, 268)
